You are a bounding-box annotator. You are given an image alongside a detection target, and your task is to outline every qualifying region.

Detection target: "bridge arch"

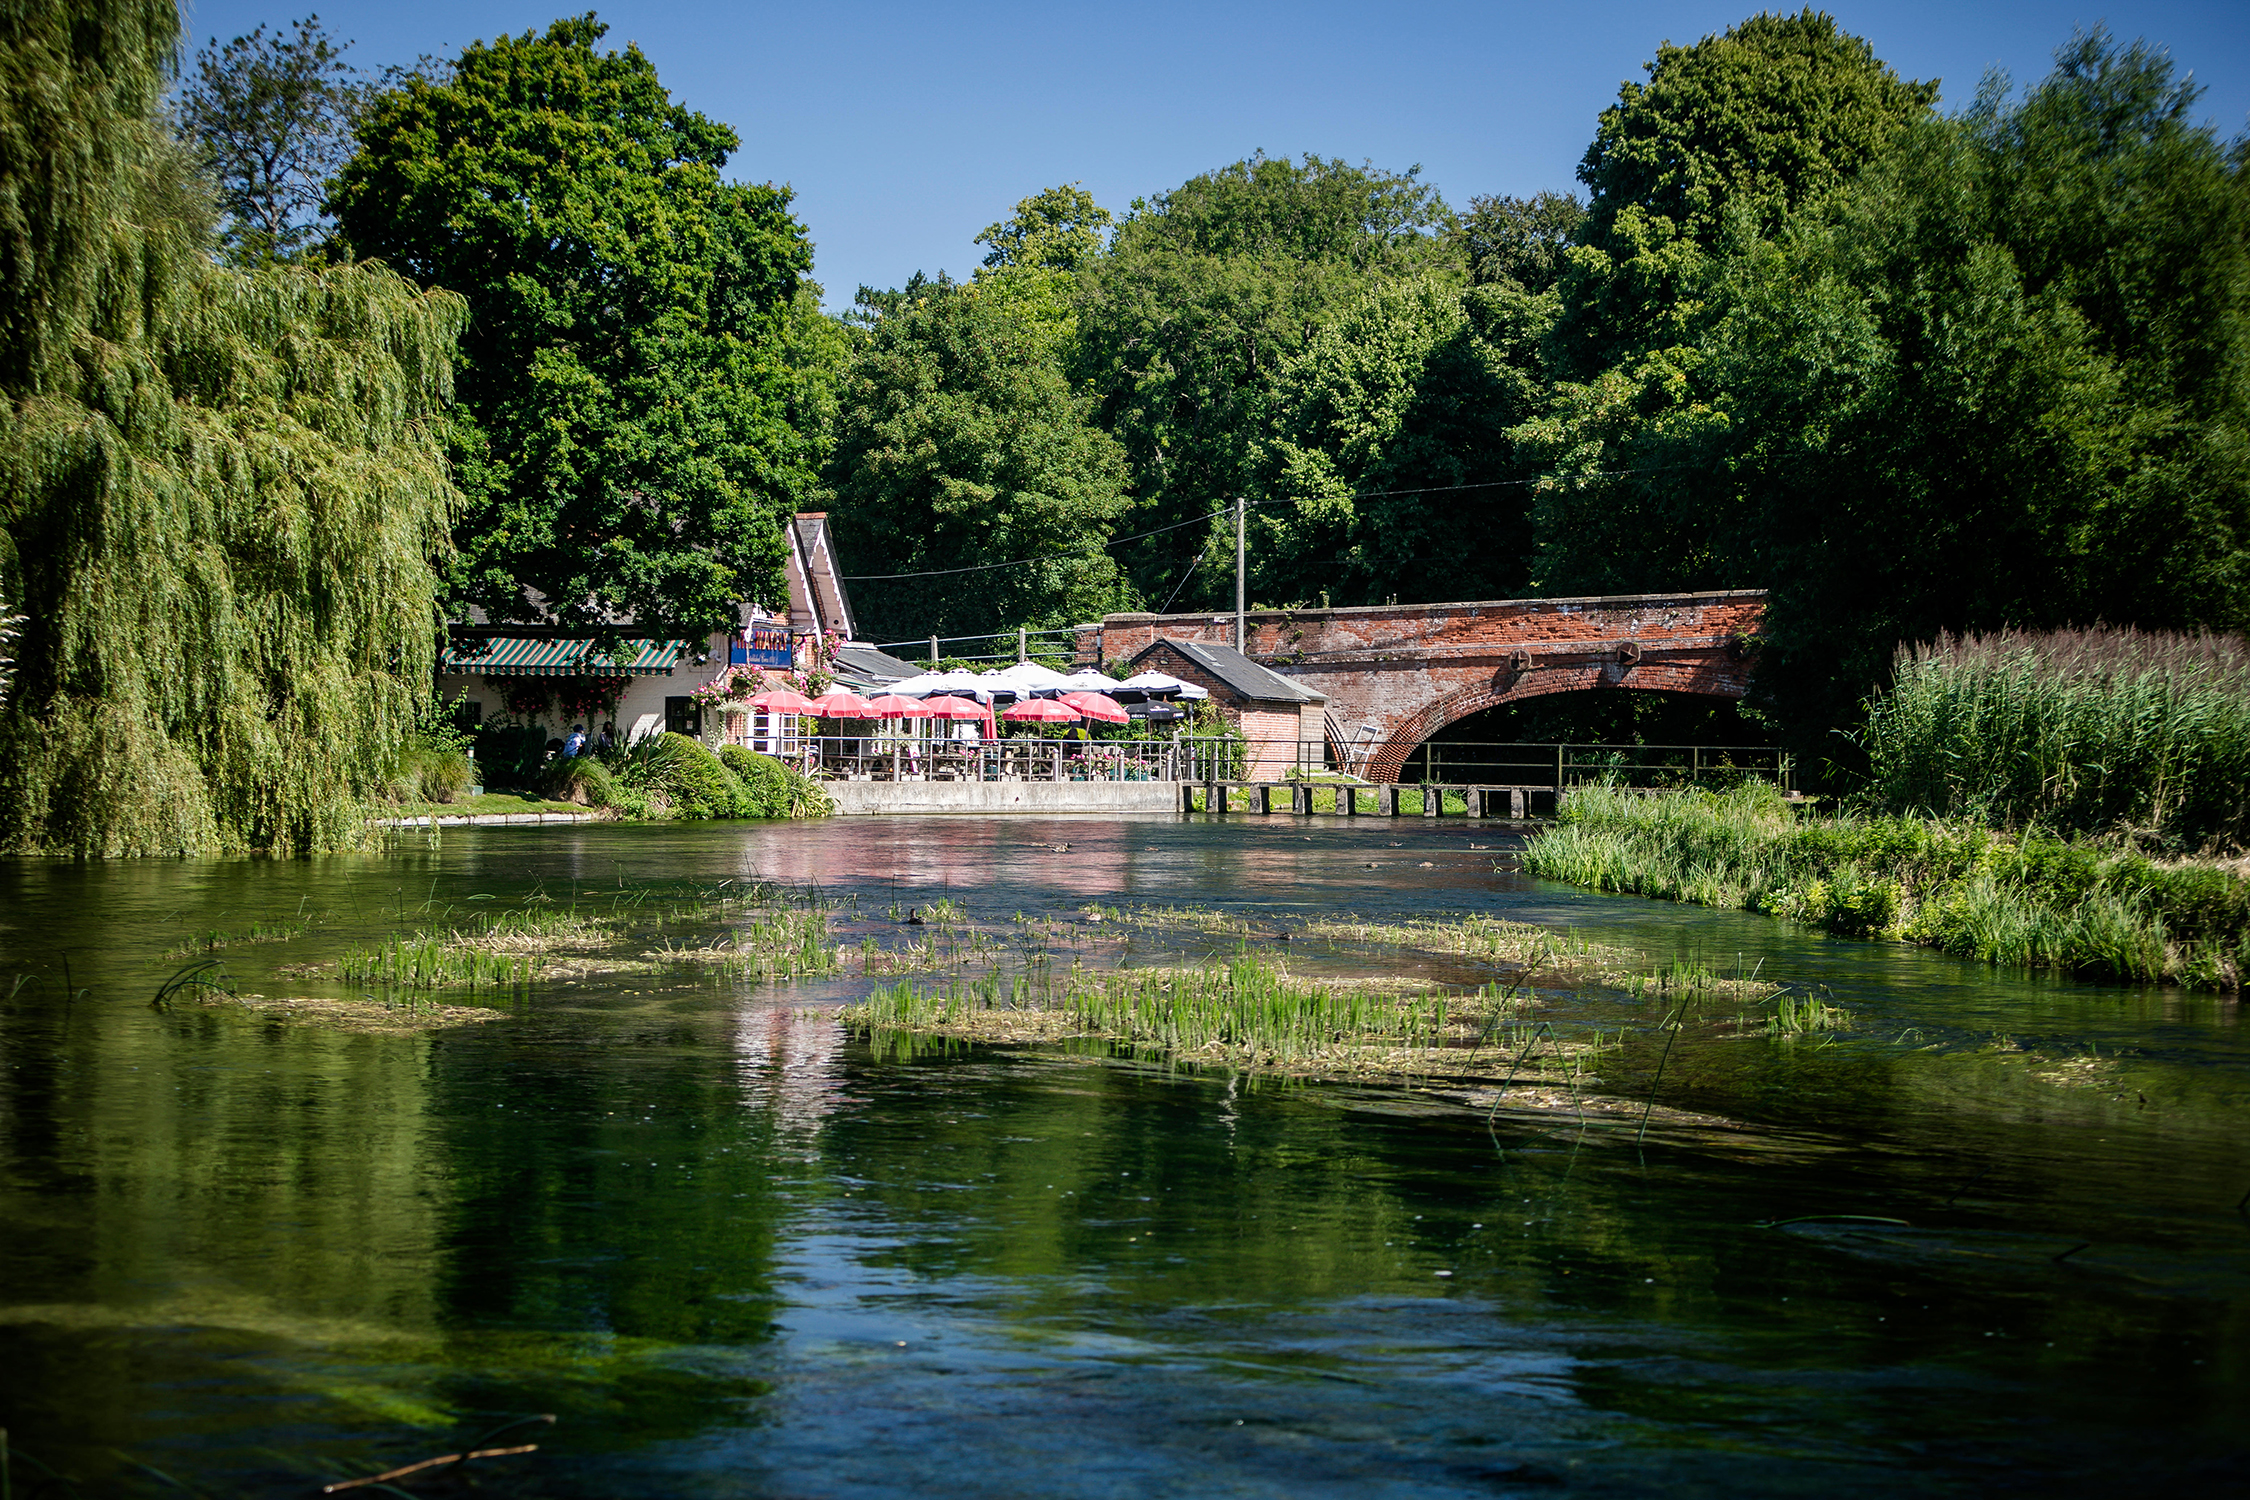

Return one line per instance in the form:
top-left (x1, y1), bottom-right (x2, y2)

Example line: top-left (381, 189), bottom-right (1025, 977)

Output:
top-left (1353, 666), bottom-right (1748, 784)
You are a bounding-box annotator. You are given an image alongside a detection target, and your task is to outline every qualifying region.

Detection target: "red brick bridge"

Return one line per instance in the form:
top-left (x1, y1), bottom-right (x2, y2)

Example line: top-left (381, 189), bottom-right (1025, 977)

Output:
top-left (1087, 589), bottom-right (1766, 784)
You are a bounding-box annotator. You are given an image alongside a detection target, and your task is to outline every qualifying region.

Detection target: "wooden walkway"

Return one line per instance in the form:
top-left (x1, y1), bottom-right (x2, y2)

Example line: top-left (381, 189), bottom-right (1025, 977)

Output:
top-left (1185, 783), bottom-right (1552, 818)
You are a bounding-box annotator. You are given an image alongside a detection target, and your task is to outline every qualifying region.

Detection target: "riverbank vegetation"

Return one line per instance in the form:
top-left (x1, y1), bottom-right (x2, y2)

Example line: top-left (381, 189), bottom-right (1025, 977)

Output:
top-left (1859, 627), bottom-right (2250, 850)
top-left (1525, 783), bottom-right (2250, 989)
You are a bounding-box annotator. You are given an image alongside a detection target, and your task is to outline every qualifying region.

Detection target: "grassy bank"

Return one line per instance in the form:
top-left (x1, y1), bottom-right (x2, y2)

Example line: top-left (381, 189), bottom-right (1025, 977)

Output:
top-left (1523, 784), bottom-right (2250, 989)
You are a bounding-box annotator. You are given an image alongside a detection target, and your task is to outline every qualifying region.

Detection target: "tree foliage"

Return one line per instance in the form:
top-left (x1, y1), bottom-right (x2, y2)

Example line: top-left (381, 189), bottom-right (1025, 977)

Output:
top-left (1250, 275), bottom-right (1547, 607)
top-left (172, 14), bottom-right (370, 265)
top-left (1074, 153), bottom-right (1457, 603)
top-left (0, 0), bottom-right (465, 854)
top-left (827, 270), bottom-right (1132, 643)
top-left (330, 15), bottom-right (837, 637)
top-left (1536, 28), bottom-right (2250, 754)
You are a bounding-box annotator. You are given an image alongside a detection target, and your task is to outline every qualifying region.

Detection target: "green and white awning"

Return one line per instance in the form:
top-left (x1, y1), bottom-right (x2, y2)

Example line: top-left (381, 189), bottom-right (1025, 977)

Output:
top-left (441, 636), bottom-right (687, 678)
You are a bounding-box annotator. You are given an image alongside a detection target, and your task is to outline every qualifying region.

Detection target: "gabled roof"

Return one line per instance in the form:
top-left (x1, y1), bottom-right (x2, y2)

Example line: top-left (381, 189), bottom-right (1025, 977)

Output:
top-left (1136, 639), bottom-right (1326, 704)
top-left (788, 513), bottom-right (857, 640)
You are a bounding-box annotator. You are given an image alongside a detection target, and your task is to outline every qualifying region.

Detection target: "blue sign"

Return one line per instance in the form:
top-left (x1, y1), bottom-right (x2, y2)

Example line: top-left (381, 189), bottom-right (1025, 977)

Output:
top-left (740, 624), bottom-right (793, 669)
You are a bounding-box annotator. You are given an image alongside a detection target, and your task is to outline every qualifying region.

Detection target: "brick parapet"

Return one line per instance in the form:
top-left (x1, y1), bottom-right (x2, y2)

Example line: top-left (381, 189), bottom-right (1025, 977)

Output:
top-left (1086, 590), bottom-right (1766, 782)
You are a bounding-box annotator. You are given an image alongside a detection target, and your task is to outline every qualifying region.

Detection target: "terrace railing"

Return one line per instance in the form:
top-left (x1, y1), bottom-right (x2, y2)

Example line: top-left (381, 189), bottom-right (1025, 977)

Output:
top-left (785, 734), bottom-right (1787, 790)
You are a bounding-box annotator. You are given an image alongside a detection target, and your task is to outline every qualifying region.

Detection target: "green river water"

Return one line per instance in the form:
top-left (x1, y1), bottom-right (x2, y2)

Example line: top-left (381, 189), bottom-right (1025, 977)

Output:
top-left (1, 814), bottom-right (2245, 1496)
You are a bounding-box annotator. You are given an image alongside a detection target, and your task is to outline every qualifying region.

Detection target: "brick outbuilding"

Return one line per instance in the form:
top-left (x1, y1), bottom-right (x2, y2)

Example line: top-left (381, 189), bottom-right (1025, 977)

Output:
top-left (1128, 639), bottom-right (1326, 780)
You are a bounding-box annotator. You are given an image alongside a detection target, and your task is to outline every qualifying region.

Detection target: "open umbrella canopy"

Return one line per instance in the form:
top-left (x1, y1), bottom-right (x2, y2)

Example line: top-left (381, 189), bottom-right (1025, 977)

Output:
top-left (1117, 670), bottom-right (1208, 701)
top-left (1061, 691), bottom-right (1130, 724)
top-left (917, 695), bottom-right (988, 719)
top-left (986, 660), bottom-right (1075, 692)
top-left (864, 694), bottom-right (924, 718)
top-left (751, 688), bottom-right (820, 714)
top-left (1055, 669), bottom-right (1125, 694)
top-left (1003, 697), bottom-right (1081, 723)
top-left (892, 670), bottom-right (1001, 702)
top-left (808, 690), bottom-right (876, 718)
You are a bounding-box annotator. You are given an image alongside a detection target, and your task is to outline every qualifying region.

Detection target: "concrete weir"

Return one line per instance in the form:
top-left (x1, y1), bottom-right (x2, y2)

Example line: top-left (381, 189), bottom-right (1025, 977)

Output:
top-left (823, 782), bottom-right (1182, 816)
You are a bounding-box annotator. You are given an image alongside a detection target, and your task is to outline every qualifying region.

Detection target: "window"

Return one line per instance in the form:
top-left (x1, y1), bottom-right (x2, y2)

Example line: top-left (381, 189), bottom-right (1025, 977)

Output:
top-left (664, 697), bottom-right (701, 738)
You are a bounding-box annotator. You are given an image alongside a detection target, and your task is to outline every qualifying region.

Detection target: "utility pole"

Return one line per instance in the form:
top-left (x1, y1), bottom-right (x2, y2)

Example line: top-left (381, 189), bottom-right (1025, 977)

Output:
top-left (1234, 495), bottom-right (1246, 652)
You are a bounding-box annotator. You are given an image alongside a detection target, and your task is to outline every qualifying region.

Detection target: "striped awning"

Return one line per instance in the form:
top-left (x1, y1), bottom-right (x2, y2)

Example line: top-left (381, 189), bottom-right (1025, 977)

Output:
top-left (441, 636), bottom-right (687, 678)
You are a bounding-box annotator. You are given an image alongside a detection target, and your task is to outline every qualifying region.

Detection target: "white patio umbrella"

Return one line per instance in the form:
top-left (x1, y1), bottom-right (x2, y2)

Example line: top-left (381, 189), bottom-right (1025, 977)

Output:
top-left (1053, 668), bottom-right (1125, 695)
top-left (1116, 670), bottom-right (1209, 702)
top-left (985, 659), bottom-right (1075, 693)
top-left (909, 669), bottom-right (1002, 702)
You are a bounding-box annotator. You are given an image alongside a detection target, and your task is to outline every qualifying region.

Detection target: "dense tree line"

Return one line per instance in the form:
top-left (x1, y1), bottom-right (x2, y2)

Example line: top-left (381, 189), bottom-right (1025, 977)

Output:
top-left (7, 4), bottom-right (2244, 853)
top-left (834, 12), bottom-right (2250, 767)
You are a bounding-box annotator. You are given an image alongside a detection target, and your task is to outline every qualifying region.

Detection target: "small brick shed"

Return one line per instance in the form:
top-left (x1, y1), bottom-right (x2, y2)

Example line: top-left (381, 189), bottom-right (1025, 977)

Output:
top-left (1128, 639), bottom-right (1325, 780)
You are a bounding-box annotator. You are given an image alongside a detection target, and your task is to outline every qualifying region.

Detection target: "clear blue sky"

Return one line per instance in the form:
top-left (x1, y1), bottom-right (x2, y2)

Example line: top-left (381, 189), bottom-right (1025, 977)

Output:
top-left (177, 0), bottom-right (2250, 307)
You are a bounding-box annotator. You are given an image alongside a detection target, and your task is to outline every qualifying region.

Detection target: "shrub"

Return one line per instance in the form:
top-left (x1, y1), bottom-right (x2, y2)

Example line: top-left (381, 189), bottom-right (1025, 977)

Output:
top-left (382, 744), bottom-right (475, 805)
top-left (612, 733), bottom-right (745, 820)
top-left (719, 746), bottom-right (833, 818)
top-left (543, 755), bottom-right (614, 807)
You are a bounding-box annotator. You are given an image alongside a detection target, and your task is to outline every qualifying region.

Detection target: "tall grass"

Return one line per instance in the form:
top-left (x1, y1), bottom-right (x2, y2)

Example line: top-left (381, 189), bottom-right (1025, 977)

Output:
top-left (1525, 782), bottom-right (2250, 989)
top-left (338, 935), bottom-right (539, 993)
top-left (858, 952), bottom-right (1455, 1065)
top-left (1860, 626), bottom-right (2250, 849)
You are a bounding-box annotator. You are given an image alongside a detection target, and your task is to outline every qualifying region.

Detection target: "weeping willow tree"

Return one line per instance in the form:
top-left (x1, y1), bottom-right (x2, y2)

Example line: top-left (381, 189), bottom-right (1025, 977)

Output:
top-left (0, 0), bottom-right (464, 855)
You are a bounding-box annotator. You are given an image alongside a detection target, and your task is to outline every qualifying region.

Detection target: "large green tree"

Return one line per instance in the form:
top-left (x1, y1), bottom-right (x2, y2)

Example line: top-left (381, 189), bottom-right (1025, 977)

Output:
top-left (330, 15), bottom-right (838, 636)
top-left (172, 15), bottom-right (370, 266)
top-left (1074, 153), bottom-right (1457, 604)
top-left (0, 0), bottom-right (465, 854)
top-left (827, 256), bottom-right (1132, 644)
top-left (1523, 9), bottom-right (1942, 601)
top-left (1248, 274), bottom-right (1549, 608)
top-left (1565, 30), bottom-right (2250, 753)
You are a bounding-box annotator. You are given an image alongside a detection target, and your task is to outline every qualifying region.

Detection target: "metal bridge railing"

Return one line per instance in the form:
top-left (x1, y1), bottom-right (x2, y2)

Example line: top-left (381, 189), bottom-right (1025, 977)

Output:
top-left (783, 733), bottom-right (1786, 789)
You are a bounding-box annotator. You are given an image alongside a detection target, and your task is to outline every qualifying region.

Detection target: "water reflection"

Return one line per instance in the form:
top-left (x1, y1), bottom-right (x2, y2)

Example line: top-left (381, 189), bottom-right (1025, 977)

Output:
top-left (0, 815), bottom-right (2244, 1496)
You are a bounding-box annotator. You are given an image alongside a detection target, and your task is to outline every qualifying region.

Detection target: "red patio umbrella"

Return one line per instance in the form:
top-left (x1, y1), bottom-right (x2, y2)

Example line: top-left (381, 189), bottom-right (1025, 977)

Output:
top-left (1003, 698), bottom-right (1082, 722)
top-left (920, 693), bottom-right (997, 742)
top-left (1061, 691), bottom-right (1129, 724)
top-left (808, 690), bottom-right (876, 718)
top-left (751, 688), bottom-right (821, 714)
top-left (864, 694), bottom-right (923, 717)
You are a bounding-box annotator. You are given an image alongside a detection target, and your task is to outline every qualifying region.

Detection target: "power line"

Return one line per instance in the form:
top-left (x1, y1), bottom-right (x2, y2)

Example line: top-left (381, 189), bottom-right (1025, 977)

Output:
top-left (838, 506), bottom-right (1231, 581)
top-left (839, 469), bottom-right (1662, 584)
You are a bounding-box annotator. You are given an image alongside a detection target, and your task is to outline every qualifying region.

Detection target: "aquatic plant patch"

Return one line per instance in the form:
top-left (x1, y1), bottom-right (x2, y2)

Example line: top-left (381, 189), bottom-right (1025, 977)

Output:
top-left (1524, 783), bottom-right (2250, 988)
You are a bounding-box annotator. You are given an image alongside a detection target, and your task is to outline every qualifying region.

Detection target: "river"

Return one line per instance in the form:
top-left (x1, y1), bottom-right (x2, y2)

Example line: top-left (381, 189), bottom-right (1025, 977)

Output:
top-left (1, 814), bottom-right (2245, 1496)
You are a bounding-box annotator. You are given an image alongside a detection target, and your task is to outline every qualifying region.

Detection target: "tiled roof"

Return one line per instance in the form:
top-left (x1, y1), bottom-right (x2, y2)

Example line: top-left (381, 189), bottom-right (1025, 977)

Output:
top-left (1137, 639), bottom-right (1326, 704)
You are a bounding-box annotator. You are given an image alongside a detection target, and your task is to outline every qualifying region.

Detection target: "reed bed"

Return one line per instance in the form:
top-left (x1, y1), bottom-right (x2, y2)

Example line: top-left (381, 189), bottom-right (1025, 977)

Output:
top-left (1526, 782), bottom-right (2250, 989)
top-left (1117, 904), bottom-right (1625, 979)
top-left (844, 953), bottom-right (1633, 1084)
top-left (651, 909), bottom-right (838, 980)
top-left (1861, 625), bottom-right (2250, 849)
top-left (337, 936), bottom-right (542, 993)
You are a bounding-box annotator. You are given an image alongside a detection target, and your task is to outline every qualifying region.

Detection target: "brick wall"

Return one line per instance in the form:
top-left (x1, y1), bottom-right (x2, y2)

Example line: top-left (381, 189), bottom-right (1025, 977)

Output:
top-left (1085, 590), bottom-right (1765, 783)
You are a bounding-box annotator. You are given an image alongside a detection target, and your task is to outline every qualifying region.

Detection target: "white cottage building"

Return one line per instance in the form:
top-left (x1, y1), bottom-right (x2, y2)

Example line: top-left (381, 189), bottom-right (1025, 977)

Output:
top-left (433, 513), bottom-right (912, 755)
